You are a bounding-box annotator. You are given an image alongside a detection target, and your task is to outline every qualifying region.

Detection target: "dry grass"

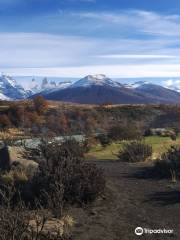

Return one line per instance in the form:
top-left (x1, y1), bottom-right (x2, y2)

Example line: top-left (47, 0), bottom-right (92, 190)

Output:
top-left (29, 215), bottom-right (75, 237)
top-left (0, 128), bottom-right (25, 140)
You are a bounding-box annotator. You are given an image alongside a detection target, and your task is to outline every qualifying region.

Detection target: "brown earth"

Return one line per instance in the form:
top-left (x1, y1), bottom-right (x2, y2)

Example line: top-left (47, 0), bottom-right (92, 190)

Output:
top-left (70, 160), bottom-right (180, 240)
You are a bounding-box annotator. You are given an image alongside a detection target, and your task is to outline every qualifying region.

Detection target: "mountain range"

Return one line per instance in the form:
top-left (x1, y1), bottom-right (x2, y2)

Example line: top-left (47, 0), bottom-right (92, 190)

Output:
top-left (1, 73), bottom-right (180, 104)
top-left (38, 74), bottom-right (180, 104)
top-left (29, 77), bottom-right (72, 94)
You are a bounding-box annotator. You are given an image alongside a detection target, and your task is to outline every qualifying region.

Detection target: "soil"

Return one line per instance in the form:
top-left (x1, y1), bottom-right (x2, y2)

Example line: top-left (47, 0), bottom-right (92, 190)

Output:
top-left (70, 160), bottom-right (180, 240)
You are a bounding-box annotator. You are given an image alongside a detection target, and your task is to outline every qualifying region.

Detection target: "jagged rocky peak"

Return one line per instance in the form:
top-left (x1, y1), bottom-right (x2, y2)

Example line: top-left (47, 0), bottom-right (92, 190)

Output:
top-left (41, 77), bottom-right (48, 89)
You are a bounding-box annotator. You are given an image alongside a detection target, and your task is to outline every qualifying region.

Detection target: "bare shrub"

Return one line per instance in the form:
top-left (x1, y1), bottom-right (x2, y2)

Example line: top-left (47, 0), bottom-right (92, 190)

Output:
top-left (0, 202), bottom-right (30, 240)
top-left (0, 184), bottom-right (29, 240)
top-left (118, 140), bottom-right (152, 162)
top-left (0, 138), bottom-right (104, 239)
top-left (32, 139), bottom-right (105, 211)
top-left (0, 185), bottom-right (73, 240)
top-left (154, 146), bottom-right (180, 180)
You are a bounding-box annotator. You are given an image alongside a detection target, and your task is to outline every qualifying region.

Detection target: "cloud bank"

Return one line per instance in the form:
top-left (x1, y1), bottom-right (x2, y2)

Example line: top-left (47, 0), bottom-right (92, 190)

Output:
top-left (1, 10), bottom-right (180, 77)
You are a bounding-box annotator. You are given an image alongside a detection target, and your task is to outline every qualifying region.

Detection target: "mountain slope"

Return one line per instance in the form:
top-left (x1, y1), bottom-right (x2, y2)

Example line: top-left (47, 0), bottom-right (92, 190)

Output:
top-left (43, 85), bottom-right (157, 104)
top-left (135, 83), bottom-right (180, 103)
top-left (40, 75), bottom-right (180, 104)
top-left (37, 74), bottom-right (147, 104)
top-left (0, 74), bottom-right (29, 100)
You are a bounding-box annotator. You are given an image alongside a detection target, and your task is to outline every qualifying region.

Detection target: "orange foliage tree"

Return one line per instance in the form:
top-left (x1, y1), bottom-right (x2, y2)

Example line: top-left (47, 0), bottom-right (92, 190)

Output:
top-left (33, 96), bottom-right (48, 114)
top-left (0, 114), bottom-right (11, 129)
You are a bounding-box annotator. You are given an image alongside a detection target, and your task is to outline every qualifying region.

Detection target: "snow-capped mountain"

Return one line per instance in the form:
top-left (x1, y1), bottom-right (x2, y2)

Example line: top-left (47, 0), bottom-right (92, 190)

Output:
top-left (2, 73), bottom-right (180, 104)
top-left (123, 81), bottom-right (149, 89)
top-left (29, 77), bottom-right (72, 94)
top-left (125, 80), bottom-right (180, 94)
top-left (167, 86), bottom-right (180, 93)
top-left (0, 74), bottom-right (30, 100)
top-left (163, 80), bottom-right (180, 93)
top-left (71, 74), bottom-right (123, 88)
top-left (41, 74), bottom-right (180, 104)
top-left (0, 92), bottom-right (10, 101)
top-left (0, 74), bottom-right (73, 100)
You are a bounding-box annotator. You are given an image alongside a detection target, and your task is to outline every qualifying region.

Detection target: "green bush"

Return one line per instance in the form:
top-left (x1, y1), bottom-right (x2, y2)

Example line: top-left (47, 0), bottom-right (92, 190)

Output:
top-left (97, 134), bottom-right (111, 147)
top-left (118, 140), bottom-right (152, 162)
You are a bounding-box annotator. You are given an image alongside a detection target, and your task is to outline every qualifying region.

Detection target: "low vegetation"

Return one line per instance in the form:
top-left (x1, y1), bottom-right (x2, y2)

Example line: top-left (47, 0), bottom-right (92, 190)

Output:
top-left (0, 187), bottom-right (74, 240)
top-left (86, 135), bottom-right (180, 160)
top-left (117, 140), bottom-right (152, 162)
top-left (154, 145), bottom-right (180, 181)
top-left (0, 100), bottom-right (180, 138)
top-left (96, 134), bottom-right (111, 147)
top-left (33, 139), bottom-right (105, 207)
top-left (108, 124), bottom-right (142, 141)
top-left (0, 139), bottom-right (105, 239)
top-left (1, 100), bottom-right (180, 238)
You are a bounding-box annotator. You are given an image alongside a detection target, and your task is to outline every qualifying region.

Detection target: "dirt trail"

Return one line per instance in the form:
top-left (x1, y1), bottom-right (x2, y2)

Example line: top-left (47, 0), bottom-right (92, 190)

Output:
top-left (72, 160), bottom-right (180, 240)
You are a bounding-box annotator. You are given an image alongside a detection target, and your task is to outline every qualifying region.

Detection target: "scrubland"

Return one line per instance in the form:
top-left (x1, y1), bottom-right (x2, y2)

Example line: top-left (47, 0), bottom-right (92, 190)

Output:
top-left (0, 99), bottom-right (180, 239)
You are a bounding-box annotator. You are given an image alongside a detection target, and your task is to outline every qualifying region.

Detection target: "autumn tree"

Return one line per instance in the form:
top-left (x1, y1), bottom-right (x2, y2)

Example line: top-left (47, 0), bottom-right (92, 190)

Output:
top-left (0, 114), bottom-right (11, 129)
top-left (8, 104), bottom-right (25, 127)
top-left (59, 113), bottom-right (69, 134)
top-left (33, 96), bottom-right (48, 115)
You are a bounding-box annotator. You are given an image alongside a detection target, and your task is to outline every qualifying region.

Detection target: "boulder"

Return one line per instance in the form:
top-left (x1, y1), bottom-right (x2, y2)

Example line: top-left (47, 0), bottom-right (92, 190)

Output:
top-left (0, 145), bottom-right (38, 171)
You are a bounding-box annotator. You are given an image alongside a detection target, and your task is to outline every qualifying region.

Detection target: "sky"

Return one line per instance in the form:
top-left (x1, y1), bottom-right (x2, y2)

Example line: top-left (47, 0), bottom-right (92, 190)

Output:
top-left (1, 0), bottom-right (180, 87)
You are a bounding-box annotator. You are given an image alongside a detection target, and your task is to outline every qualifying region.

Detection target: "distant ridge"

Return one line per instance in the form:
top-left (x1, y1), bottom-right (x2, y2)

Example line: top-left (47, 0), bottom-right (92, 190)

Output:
top-left (1, 74), bottom-right (180, 104)
top-left (36, 74), bottom-right (180, 104)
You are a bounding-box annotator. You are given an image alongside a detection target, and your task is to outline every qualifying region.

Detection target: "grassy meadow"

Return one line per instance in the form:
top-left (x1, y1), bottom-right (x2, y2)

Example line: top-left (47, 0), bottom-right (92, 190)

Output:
top-left (86, 135), bottom-right (180, 160)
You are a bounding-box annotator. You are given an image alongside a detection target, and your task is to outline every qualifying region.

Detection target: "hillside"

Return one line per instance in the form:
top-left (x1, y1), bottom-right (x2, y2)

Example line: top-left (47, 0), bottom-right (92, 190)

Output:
top-left (40, 75), bottom-right (180, 104)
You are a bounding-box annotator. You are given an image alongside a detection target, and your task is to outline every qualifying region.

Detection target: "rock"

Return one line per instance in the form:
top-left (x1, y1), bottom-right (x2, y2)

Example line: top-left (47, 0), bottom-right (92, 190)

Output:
top-left (0, 145), bottom-right (38, 171)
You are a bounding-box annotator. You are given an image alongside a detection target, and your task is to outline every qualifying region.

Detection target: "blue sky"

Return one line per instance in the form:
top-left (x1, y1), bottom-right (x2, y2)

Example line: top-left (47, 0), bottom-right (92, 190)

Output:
top-left (1, 0), bottom-right (180, 88)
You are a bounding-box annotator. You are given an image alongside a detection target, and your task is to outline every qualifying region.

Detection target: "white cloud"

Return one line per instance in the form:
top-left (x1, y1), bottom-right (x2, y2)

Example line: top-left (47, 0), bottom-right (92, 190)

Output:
top-left (164, 79), bottom-right (174, 87)
top-left (0, 33), bottom-right (101, 68)
top-left (1, 32), bottom-right (180, 78)
top-left (98, 54), bottom-right (177, 59)
top-left (3, 64), bottom-right (180, 78)
top-left (76, 10), bottom-right (180, 37)
top-left (2, 10), bottom-right (180, 77)
top-left (163, 79), bottom-right (180, 89)
top-left (0, 32), bottom-right (180, 70)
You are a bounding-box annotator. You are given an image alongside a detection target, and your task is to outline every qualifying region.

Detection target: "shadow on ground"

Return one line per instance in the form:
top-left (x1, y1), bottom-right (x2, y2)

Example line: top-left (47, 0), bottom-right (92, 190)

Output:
top-left (146, 191), bottom-right (180, 206)
top-left (124, 164), bottom-right (180, 206)
top-left (125, 165), bottom-right (170, 180)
